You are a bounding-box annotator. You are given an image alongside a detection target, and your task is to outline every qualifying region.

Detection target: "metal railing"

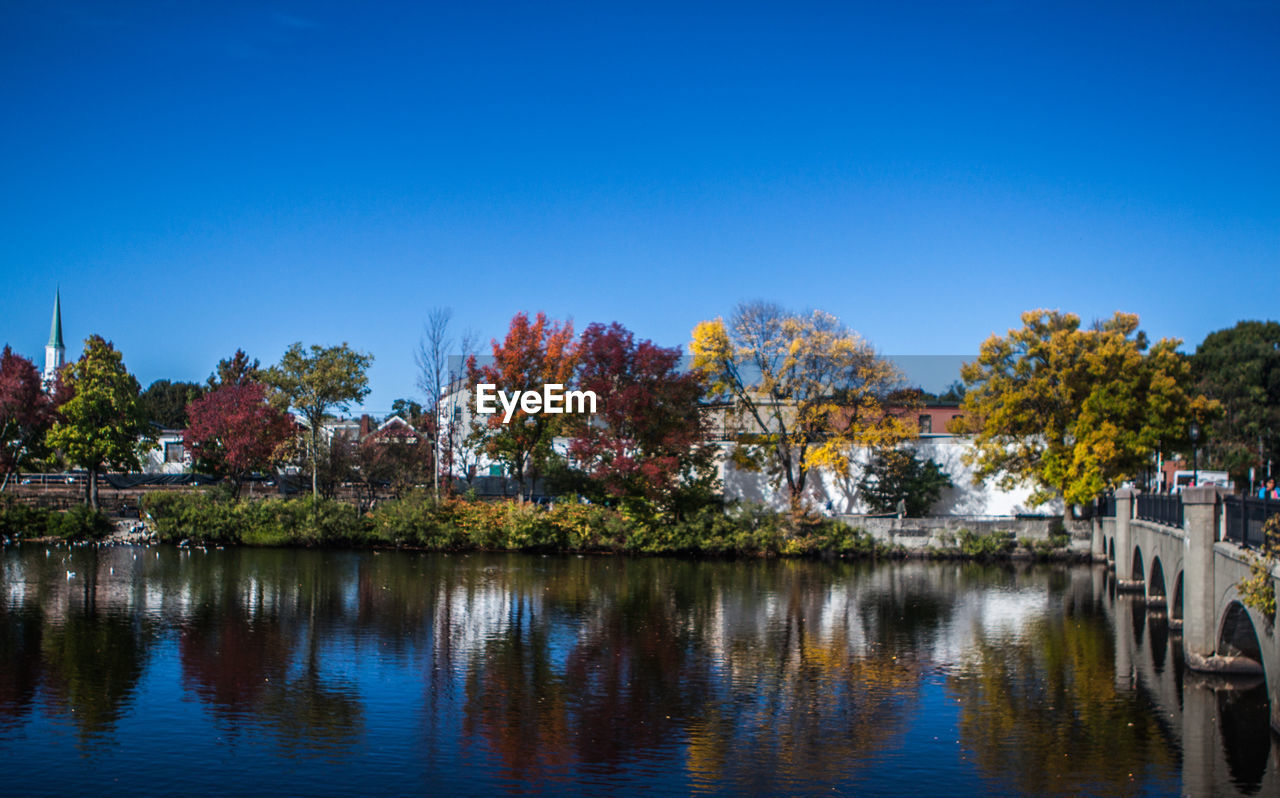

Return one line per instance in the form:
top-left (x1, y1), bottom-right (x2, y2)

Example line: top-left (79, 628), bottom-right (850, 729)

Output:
top-left (1135, 493), bottom-right (1183, 528)
top-left (1223, 495), bottom-right (1280, 549)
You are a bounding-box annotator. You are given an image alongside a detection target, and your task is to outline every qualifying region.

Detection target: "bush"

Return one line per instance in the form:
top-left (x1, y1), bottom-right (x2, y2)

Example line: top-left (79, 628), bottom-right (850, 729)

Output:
top-left (956, 528), bottom-right (1016, 558)
top-left (53, 505), bottom-right (113, 540)
top-left (142, 492), bottom-right (367, 546)
top-left (0, 500), bottom-right (111, 541)
top-left (0, 500), bottom-right (54, 539)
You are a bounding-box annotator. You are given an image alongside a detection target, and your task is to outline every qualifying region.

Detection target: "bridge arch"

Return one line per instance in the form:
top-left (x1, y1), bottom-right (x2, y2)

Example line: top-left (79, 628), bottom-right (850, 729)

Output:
top-left (1131, 546), bottom-right (1145, 583)
top-left (1148, 557), bottom-right (1167, 609)
top-left (1170, 571), bottom-right (1183, 623)
top-left (1217, 601), bottom-right (1265, 666)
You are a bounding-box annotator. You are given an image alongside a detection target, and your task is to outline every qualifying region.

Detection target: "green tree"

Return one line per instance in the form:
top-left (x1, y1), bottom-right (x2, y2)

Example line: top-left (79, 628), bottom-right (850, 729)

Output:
top-left (1190, 320), bottom-right (1280, 484)
top-left (139, 379), bottom-right (204, 428)
top-left (857, 448), bottom-right (952, 517)
top-left (264, 343), bottom-right (373, 498)
top-left (388, 398), bottom-right (424, 426)
top-left (691, 302), bottom-right (913, 514)
top-left (960, 310), bottom-right (1214, 520)
top-left (46, 336), bottom-right (156, 509)
top-left (207, 349), bottom-right (262, 389)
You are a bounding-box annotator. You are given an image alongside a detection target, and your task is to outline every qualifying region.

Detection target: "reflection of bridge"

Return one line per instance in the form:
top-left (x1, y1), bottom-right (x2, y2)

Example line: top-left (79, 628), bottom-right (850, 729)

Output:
top-left (1095, 487), bottom-right (1280, 734)
top-left (1086, 562), bottom-right (1280, 795)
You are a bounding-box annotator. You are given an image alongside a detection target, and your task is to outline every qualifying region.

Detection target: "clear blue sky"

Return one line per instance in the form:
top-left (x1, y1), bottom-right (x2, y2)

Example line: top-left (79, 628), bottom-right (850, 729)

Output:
top-left (2, 1), bottom-right (1277, 411)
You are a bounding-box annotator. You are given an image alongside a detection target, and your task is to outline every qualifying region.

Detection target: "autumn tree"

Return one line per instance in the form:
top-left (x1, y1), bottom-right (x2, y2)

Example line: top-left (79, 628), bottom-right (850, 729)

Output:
top-left (46, 336), bottom-right (155, 509)
top-left (184, 382), bottom-right (298, 498)
top-left (1190, 320), bottom-right (1280, 483)
top-left (562, 322), bottom-right (716, 516)
top-left (264, 343), bottom-right (373, 498)
top-left (0, 346), bottom-right (57, 491)
top-left (139, 379), bottom-right (204, 428)
top-left (691, 302), bottom-right (913, 513)
top-left (960, 310), bottom-right (1215, 519)
top-left (467, 312), bottom-right (575, 501)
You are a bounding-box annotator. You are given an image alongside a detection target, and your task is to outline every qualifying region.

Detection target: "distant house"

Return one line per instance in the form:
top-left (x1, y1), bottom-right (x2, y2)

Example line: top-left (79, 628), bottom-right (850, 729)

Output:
top-left (142, 428), bottom-right (190, 475)
top-left (361, 415), bottom-right (422, 445)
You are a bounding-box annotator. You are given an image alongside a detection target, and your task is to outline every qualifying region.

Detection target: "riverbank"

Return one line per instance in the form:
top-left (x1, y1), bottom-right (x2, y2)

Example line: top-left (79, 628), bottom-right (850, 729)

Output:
top-left (130, 492), bottom-right (1080, 561)
top-left (2, 492), bottom-right (1084, 561)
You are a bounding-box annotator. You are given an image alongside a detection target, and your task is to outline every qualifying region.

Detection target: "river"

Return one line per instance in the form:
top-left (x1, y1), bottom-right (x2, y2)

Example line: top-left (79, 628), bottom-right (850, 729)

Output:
top-left (1, 544), bottom-right (1275, 795)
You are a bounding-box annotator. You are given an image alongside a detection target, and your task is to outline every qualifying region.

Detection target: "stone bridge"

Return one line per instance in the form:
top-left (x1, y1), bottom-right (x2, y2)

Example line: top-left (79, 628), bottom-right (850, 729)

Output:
top-left (1096, 486), bottom-right (1280, 733)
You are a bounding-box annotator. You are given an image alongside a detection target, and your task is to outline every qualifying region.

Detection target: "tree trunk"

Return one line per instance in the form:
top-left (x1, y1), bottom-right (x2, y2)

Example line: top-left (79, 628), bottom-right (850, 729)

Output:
top-left (88, 468), bottom-right (99, 510)
top-left (311, 425), bottom-right (319, 499)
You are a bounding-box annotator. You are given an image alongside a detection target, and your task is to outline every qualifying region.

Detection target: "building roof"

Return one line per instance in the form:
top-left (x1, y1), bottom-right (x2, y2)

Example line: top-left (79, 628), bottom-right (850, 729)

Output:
top-left (48, 289), bottom-right (64, 350)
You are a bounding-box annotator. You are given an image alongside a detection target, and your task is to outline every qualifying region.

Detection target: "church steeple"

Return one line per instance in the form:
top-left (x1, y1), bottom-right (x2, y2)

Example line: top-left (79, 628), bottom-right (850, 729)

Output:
top-left (48, 289), bottom-right (64, 350)
top-left (43, 289), bottom-right (65, 388)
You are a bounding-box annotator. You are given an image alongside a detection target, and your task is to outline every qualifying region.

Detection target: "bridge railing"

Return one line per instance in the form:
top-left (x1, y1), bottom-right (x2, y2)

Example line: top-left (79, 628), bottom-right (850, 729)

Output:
top-left (1135, 493), bottom-right (1183, 528)
top-left (1223, 495), bottom-right (1280, 549)
top-left (1081, 495), bottom-right (1115, 519)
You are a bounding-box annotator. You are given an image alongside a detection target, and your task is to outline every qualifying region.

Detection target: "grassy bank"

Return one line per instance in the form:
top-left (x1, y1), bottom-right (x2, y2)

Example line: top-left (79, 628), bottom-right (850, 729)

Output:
top-left (140, 492), bottom-right (886, 557)
top-left (0, 500), bottom-right (113, 541)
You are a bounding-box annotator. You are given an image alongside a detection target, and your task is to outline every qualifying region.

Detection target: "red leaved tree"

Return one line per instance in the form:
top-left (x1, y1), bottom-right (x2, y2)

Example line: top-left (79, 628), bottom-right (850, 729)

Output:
top-left (567, 323), bottom-right (716, 516)
top-left (0, 346), bottom-right (57, 491)
top-left (467, 312), bottom-right (576, 500)
top-left (184, 382), bottom-right (298, 498)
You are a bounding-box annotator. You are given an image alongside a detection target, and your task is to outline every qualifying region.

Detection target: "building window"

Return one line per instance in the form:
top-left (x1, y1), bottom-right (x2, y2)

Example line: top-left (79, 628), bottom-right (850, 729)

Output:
top-left (918, 414), bottom-right (932, 434)
top-left (164, 442), bottom-right (186, 463)
top-left (489, 464), bottom-right (503, 477)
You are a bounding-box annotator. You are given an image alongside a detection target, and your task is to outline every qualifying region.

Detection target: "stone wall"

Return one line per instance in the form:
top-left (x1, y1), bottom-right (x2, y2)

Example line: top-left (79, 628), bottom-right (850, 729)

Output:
top-left (840, 514), bottom-right (1091, 551)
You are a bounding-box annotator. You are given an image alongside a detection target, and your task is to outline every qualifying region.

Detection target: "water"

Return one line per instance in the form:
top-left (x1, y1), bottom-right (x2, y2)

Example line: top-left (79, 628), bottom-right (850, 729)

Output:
top-left (0, 544), bottom-right (1275, 795)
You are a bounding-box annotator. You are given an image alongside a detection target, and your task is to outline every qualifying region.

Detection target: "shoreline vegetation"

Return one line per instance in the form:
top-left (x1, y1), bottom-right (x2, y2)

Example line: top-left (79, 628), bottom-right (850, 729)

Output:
top-left (0, 493), bottom-right (1082, 562)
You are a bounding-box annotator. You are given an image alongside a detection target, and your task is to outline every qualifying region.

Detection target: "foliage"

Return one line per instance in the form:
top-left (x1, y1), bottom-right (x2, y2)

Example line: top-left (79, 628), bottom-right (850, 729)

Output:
top-left (264, 342), bottom-right (373, 498)
top-left (207, 349), bottom-right (262, 389)
top-left (139, 379), bottom-right (204, 428)
top-left (960, 310), bottom-right (1217, 512)
top-left (467, 312), bottom-right (576, 500)
top-left (956, 528), bottom-right (1016, 558)
top-left (0, 499), bottom-right (111, 540)
top-left (184, 382), bottom-right (298, 497)
top-left (691, 302), bottom-right (913, 513)
top-left (857, 448), bottom-right (952, 517)
top-left (142, 492), bottom-right (363, 546)
top-left (0, 346), bottom-right (57, 490)
top-left (46, 336), bottom-right (156, 509)
top-left (1237, 515), bottom-right (1279, 619)
top-left (388, 398), bottom-right (425, 426)
top-left (141, 491), bottom-right (883, 558)
top-left (1190, 320), bottom-right (1280, 483)
top-left (564, 322), bottom-right (718, 518)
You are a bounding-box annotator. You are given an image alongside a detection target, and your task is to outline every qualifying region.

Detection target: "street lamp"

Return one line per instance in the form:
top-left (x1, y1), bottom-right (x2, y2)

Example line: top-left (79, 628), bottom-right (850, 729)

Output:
top-left (1189, 422), bottom-right (1200, 488)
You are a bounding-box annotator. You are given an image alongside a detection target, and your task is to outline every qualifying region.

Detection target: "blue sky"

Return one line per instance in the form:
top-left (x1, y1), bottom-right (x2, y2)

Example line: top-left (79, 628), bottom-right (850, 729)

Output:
top-left (2, 1), bottom-right (1277, 411)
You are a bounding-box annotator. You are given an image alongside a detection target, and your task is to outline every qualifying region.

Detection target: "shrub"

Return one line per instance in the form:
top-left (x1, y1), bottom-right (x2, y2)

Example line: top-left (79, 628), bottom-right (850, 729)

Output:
top-left (956, 528), bottom-right (1016, 558)
top-left (0, 500), bottom-right (110, 540)
top-left (1238, 516), bottom-right (1279, 619)
top-left (0, 500), bottom-right (53, 539)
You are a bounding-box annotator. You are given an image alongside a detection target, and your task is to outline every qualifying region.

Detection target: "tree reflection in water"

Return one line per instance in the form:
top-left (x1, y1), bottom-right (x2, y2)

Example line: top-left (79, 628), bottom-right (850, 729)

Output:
top-left (177, 550), bottom-right (363, 751)
top-left (947, 601), bottom-right (1176, 795)
top-left (0, 547), bottom-right (1272, 794)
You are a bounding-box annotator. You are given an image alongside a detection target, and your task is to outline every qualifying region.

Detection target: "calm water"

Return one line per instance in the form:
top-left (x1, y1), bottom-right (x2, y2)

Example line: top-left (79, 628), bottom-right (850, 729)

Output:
top-left (0, 544), bottom-right (1275, 796)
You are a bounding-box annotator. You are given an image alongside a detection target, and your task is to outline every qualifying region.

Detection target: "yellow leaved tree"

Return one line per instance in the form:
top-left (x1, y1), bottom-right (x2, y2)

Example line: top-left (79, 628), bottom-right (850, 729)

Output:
top-left (960, 310), bottom-right (1218, 521)
top-left (691, 302), bottom-right (913, 515)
